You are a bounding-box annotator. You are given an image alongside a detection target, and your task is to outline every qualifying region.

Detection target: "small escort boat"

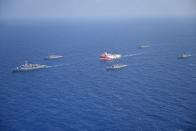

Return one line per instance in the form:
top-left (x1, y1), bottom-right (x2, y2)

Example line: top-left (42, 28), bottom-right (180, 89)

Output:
top-left (138, 45), bottom-right (150, 49)
top-left (106, 64), bottom-right (127, 70)
top-left (13, 61), bottom-right (48, 72)
top-left (99, 52), bottom-right (122, 61)
top-left (178, 53), bottom-right (192, 59)
top-left (44, 55), bottom-right (63, 60)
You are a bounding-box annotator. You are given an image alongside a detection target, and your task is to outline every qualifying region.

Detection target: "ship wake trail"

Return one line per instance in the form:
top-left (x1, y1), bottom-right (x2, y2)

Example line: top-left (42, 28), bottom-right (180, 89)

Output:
top-left (123, 53), bottom-right (143, 57)
top-left (47, 64), bottom-right (70, 68)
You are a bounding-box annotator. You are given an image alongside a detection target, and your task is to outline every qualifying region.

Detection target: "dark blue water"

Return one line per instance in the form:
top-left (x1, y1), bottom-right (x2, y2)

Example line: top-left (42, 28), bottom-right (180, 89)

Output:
top-left (0, 18), bottom-right (196, 131)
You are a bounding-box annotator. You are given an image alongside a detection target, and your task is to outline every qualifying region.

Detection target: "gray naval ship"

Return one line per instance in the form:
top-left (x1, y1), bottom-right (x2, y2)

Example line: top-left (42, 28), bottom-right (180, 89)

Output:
top-left (178, 53), bottom-right (192, 59)
top-left (106, 64), bottom-right (128, 70)
top-left (44, 55), bottom-right (63, 60)
top-left (13, 61), bottom-right (48, 72)
top-left (138, 45), bottom-right (150, 49)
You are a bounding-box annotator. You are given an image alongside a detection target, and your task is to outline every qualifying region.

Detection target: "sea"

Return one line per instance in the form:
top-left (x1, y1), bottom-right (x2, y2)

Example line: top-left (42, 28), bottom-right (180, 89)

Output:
top-left (0, 18), bottom-right (196, 131)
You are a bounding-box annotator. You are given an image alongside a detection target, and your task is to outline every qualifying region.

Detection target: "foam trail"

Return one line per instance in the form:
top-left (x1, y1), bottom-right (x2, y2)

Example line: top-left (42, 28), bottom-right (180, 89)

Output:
top-left (123, 53), bottom-right (143, 57)
top-left (46, 64), bottom-right (70, 68)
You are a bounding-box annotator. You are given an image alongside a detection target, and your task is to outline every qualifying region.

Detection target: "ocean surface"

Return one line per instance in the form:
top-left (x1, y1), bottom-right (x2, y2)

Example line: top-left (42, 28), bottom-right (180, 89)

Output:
top-left (0, 18), bottom-right (196, 131)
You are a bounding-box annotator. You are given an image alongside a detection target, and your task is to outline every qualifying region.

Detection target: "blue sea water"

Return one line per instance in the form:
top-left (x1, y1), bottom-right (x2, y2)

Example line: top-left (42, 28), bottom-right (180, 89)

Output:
top-left (0, 18), bottom-right (196, 131)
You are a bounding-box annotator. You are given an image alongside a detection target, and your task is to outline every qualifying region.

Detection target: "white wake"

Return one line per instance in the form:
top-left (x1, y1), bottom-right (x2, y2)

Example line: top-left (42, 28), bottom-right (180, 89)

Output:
top-left (123, 53), bottom-right (143, 57)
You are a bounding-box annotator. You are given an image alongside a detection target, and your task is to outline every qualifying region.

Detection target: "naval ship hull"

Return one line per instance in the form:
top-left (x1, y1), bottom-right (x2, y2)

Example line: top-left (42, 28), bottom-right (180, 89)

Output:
top-left (12, 66), bottom-right (48, 73)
